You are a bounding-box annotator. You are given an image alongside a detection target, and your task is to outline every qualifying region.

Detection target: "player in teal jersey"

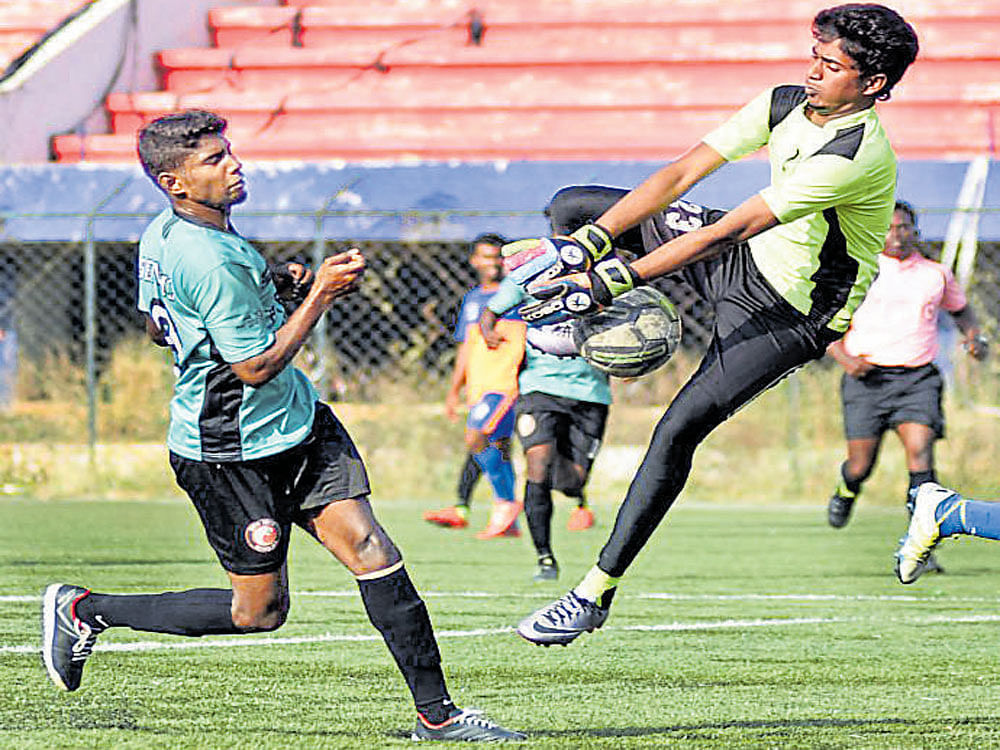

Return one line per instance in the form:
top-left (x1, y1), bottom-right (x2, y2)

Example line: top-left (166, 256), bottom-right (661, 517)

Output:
top-left (482, 277), bottom-right (611, 582)
top-left (40, 110), bottom-right (523, 743)
top-left (513, 4), bottom-right (919, 646)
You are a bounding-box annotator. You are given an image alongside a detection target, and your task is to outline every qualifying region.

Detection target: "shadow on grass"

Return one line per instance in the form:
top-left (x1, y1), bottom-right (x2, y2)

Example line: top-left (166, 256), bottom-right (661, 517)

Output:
top-left (530, 715), bottom-right (1000, 739)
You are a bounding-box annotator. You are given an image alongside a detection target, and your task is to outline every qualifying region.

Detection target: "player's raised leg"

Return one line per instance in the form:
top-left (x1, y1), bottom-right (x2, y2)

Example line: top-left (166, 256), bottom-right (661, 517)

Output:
top-left (42, 577), bottom-right (270, 692)
top-left (896, 483), bottom-right (1000, 584)
top-left (519, 280), bottom-right (831, 645)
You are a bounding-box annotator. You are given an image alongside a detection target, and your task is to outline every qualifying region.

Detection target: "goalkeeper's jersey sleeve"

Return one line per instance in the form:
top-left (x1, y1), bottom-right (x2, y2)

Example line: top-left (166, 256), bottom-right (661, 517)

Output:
top-left (137, 209), bottom-right (317, 461)
top-left (702, 85), bottom-right (897, 333)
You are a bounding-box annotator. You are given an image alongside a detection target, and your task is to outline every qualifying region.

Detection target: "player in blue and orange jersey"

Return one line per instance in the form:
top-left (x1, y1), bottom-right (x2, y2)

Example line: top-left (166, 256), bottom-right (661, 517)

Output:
top-left (425, 234), bottom-right (528, 539)
top-left (481, 280), bottom-right (611, 583)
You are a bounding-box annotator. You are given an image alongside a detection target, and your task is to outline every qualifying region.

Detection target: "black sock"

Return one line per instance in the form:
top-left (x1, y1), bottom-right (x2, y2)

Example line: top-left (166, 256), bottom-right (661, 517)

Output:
top-left (457, 454), bottom-right (481, 507)
top-left (524, 481), bottom-right (554, 557)
top-left (357, 566), bottom-right (451, 722)
top-left (840, 462), bottom-right (864, 496)
top-left (77, 588), bottom-right (238, 636)
top-left (907, 469), bottom-right (937, 514)
top-left (562, 485), bottom-right (587, 508)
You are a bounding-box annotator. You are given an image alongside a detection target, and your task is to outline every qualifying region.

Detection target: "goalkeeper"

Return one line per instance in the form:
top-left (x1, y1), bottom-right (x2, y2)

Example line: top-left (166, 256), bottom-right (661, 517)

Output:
top-left (513, 4), bottom-right (919, 646)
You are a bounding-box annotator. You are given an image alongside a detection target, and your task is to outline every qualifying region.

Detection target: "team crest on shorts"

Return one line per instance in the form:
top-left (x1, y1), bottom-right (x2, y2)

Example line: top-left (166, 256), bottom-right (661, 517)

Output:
top-left (517, 413), bottom-right (536, 437)
top-left (245, 518), bottom-right (280, 553)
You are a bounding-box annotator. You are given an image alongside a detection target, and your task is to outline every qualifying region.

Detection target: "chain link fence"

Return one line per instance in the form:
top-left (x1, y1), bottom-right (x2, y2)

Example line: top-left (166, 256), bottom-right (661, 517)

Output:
top-left (0, 219), bottom-right (729, 396)
top-left (0, 208), bottom-right (997, 441)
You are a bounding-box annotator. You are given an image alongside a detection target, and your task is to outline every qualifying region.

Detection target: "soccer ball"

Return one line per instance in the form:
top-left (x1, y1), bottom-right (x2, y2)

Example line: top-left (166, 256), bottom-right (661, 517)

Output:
top-left (572, 287), bottom-right (681, 377)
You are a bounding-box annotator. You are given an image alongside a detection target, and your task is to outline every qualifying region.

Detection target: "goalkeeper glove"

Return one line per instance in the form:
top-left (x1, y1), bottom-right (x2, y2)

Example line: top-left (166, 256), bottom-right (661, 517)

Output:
top-left (519, 257), bottom-right (643, 326)
top-left (501, 224), bottom-right (615, 293)
top-left (270, 262), bottom-right (313, 303)
top-left (567, 223), bottom-right (615, 263)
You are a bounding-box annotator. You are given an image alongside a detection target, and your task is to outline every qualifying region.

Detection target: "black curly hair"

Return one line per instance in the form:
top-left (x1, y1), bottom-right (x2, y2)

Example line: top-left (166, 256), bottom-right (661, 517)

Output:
top-left (813, 4), bottom-right (919, 101)
top-left (894, 199), bottom-right (918, 227)
top-left (137, 110), bottom-right (228, 181)
top-left (470, 232), bottom-right (508, 252)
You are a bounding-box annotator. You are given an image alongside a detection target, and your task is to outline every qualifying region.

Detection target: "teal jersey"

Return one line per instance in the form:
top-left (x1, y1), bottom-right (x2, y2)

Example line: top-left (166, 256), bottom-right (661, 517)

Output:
top-left (488, 278), bottom-right (611, 405)
top-left (137, 209), bottom-right (317, 461)
top-left (702, 85), bottom-right (896, 332)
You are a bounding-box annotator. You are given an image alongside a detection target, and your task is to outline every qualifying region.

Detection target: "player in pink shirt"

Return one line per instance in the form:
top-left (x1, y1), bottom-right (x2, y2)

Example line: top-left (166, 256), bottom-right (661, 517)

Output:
top-left (825, 201), bottom-right (987, 545)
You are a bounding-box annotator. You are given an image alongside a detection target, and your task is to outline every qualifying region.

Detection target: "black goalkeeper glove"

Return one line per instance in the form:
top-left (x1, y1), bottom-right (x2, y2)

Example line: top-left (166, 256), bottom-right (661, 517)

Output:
top-left (519, 257), bottom-right (644, 325)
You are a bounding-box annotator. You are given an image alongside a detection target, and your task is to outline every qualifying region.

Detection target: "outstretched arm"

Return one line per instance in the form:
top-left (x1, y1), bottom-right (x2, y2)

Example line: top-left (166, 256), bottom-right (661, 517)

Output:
top-left (596, 143), bottom-right (727, 237)
top-left (631, 193), bottom-right (778, 281)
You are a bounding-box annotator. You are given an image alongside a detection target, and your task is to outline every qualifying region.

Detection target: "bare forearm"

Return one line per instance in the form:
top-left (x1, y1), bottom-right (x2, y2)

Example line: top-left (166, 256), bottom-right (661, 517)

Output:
top-left (631, 227), bottom-right (728, 280)
top-left (480, 309), bottom-right (498, 337)
top-left (145, 315), bottom-right (168, 347)
top-left (449, 342), bottom-right (469, 393)
top-left (631, 194), bottom-right (777, 281)
top-left (601, 166), bottom-right (701, 235)
top-left (598, 144), bottom-right (724, 236)
top-left (952, 306), bottom-right (979, 337)
top-left (231, 293), bottom-right (328, 387)
top-left (826, 338), bottom-right (850, 366)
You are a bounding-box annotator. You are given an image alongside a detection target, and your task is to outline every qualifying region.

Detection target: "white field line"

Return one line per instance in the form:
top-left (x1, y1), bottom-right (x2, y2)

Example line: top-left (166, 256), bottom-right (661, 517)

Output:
top-left (0, 618), bottom-right (844, 655)
top-left (5, 590), bottom-right (1000, 605)
top-left (7, 613), bottom-right (1000, 656)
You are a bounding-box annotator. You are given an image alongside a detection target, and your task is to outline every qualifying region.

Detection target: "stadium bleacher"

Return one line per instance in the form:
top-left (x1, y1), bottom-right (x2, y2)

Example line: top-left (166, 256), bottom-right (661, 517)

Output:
top-left (47, 0), bottom-right (1000, 163)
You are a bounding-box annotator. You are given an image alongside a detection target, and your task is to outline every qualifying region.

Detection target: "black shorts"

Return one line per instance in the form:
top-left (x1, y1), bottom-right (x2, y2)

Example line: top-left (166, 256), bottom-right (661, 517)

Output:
top-left (170, 402), bottom-right (371, 575)
top-left (841, 364), bottom-right (945, 440)
top-left (514, 391), bottom-right (609, 473)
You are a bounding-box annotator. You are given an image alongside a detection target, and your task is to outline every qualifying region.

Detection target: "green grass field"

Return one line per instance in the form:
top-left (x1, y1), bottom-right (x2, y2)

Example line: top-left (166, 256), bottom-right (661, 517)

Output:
top-left (3, 496), bottom-right (1000, 749)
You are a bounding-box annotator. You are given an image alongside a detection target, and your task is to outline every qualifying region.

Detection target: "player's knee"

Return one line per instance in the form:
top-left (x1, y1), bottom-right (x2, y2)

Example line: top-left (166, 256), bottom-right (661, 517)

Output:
top-left (844, 458), bottom-right (874, 483)
top-left (465, 431), bottom-right (487, 453)
top-left (347, 530), bottom-right (400, 575)
top-left (231, 597), bottom-right (289, 632)
top-left (524, 452), bottom-right (554, 484)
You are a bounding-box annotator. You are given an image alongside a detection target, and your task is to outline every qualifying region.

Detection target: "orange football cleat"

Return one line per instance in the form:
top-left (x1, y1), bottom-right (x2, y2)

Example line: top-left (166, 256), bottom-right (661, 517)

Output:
top-left (475, 501), bottom-right (523, 539)
top-left (423, 505), bottom-right (469, 528)
top-left (567, 506), bottom-right (595, 531)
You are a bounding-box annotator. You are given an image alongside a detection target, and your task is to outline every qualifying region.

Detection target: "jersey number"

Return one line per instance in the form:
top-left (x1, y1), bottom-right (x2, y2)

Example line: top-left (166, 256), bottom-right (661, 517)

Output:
top-left (149, 299), bottom-right (183, 365)
top-left (664, 199), bottom-right (705, 233)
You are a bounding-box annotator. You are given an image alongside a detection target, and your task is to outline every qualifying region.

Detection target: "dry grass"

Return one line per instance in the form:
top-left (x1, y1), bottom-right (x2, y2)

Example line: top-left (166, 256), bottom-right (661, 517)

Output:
top-left (1, 339), bottom-right (999, 506)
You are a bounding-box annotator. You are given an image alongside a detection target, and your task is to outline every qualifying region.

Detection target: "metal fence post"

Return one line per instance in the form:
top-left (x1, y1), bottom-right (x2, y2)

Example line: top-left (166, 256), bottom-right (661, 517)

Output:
top-left (83, 226), bottom-right (96, 460)
top-left (786, 372), bottom-right (802, 493)
top-left (311, 208), bottom-right (328, 391)
top-left (84, 178), bottom-right (134, 460)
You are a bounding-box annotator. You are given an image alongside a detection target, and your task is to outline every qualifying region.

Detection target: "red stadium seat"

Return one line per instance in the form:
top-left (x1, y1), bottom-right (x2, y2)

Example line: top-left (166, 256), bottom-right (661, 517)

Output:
top-left (50, 0), bottom-right (1000, 162)
top-left (208, 7), bottom-right (300, 47)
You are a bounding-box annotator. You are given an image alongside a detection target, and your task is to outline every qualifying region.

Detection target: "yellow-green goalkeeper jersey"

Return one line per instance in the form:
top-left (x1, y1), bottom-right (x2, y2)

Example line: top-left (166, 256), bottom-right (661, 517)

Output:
top-left (702, 85), bottom-right (896, 333)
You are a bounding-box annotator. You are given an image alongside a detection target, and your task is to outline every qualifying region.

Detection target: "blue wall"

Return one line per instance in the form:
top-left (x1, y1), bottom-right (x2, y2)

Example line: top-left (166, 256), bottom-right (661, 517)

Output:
top-left (1, 159), bottom-right (996, 242)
